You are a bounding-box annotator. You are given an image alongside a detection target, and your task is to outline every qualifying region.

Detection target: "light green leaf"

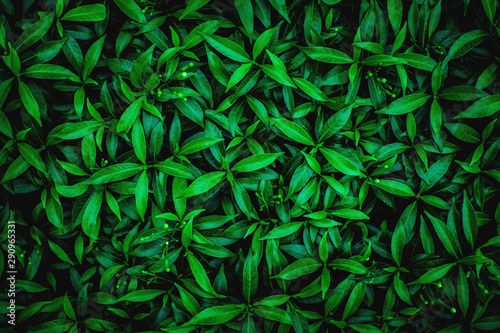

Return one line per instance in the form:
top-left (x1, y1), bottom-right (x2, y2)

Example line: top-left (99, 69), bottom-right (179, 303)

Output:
top-left (200, 33), bottom-right (251, 62)
top-left (371, 179), bottom-right (415, 197)
top-left (117, 290), bottom-right (166, 302)
top-left (232, 153), bottom-right (283, 173)
top-left (113, 0), bottom-right (147, 23)
top-left (269, 117), bottom-right (315, 145)
top-left (454, 95), bottom-right (500, 119)
top-left (320, 147), bottom-right (364, 177)
top-left (84, 163), bottom-right (143, 184)
top-left (275, 258), bottom-right (322, 280)
top-left (179, 171), bottom-right (226, 198)
top-left (61, 4), bottom-right (106, 21)
top-left (154, 160), bottom-right (196, 179)
top-left (408, 263), bottom-right (455, 285)
top-left (375, 93), bottom-right (431, 115)
top-left (293, 77), bottom-right (330, 102)
top-left (297, 46), bottom-right (354, 64)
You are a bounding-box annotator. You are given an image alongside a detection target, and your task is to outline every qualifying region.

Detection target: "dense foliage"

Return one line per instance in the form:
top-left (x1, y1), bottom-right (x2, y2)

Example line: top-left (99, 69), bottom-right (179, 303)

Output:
top-left (1, 0), bottom-right (500, 332)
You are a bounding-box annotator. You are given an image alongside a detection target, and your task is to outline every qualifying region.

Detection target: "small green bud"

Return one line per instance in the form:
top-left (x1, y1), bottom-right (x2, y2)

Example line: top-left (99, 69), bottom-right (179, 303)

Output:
top-left (391, 93), bottom-right (396, 98)
top-left (183, 97), bottom-right (187, 101)
top-left (20, 254), bottom-right (24, 258)
top-left (450, 308), bottom-right (456, 314)
top-left (381, 78), bottom-right (387, 83)
top-left (368, 72), bottom-right (373, 77)
top-left (189, 62), bottom-right (194, 67)
top-left (166, 268), bottom-right (171, 272)
top-left (375, 179), bottom-right (380, 183)
top-left (181, 72), bottom-right (187, 77)
top-left (140, 237), bottom-right (144, 241)
top-left (164, 223), bottom-right (168, 229)
top-left (384, 165), bottom-right (389, 169)
top-left (334, 28), bottom-right (339, 32)
top-left (437, 282), bottom-right (442, 288)
top-left (178, 93), bottom-right (183, 97)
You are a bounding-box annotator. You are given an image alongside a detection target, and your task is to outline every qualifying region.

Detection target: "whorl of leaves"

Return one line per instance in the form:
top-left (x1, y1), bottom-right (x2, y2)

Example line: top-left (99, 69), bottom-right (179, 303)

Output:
top-left (0, 0), bottom-right (500, 332)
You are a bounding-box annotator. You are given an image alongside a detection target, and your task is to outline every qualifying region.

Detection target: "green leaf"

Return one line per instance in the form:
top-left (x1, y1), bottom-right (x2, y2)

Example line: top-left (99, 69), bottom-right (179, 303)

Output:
top-left (395, 53), bottom-right (437, 72)
top-left (226, 62), bottom-right (253, 92)
top-left (391, 220), bottom-right (406, 267)
top-left (26, 319), bottom-right (75, 333)
top-left (297, 46), bottom-right (354, 64)
top-left (261, 64), bottom-right (296, 88)
top-left (425, 211), bottom-right (459, 258)
top-left (116, 98), bottom-right (142, 133)
top-left (482, 0), bottom-right (496, 22)
top-left (135, 170), bottom-right (148, 222)
top-left (179, 137), bottom-right (224, 155)
top-left (181, 217), bottom-right (193, 248)
top-left (371, 179), bottom-right (415, 197)
top-left (132, 119), bottom-right (147, 164)
top-left (253, 24), bottom-right (281, 59)
top-left (388, 0), bottom-right (403, 33)
top-left (18, 81), bottom-right (41, 126)
top-left (179, 171), bottom-right (226, 198)
top-left (462, 191), bottom-right (478, 249)
top-left (235, 0), bottom-right (254, 35)
top-left (275, 258), bottom-right (322, 280)
top-left (154, 160), bottom-right (196, 179)
top-left (0, 156), bottom-right (30, 183)
top-left (330, 209), bottom-right (369, 220)
top-left (444, 30), bottom-right (489, 63)
top-left (454, 95), bottom-right (500, 119)
top-left (350, 324), bottom-right (384, 333)
top-left (318, 105), bottom-right (353, 142)
top-left (293, 77), bottom-right (330, 102)
top-left (260, 222), bottom-right (304, 240)
top-left (320, 147), bottom-right (364, 177)
top-left (254, 306), bottom-right (293, 325)
top-left (116, 289), bottom-right (166, 302)
top-left (84, 163), bottom-right (143, 184)
top-left (22, 64), bottom-right (77, 80)
top-left (179, 0), bottom-right (211, 20)
top-left (82, 35), bottom-right (106, 80)
top-left (200, 33), bottom-right (251, 62)
top-left (17, 142), bottom-right (46, 174)
top-left (439, 86), bottom-right (488, 101)
top-left (81, 190), bottom-right (103, 240)
top-left (113, 0), bottom-right (147, 24)
top-left (130, 45), bottom-right (154, 88)
top-left (394, 272), bottom-right (411, 304)
top-left (444, 123), bottom-right (480, 143)
top-left (408, 263), bottom-right (455, 285)
top-left (61, 4), bottom-right (106, 21)
top-left (457, 265), bottom-right (469, 316)
top-left (232, 153), bottom-right (283, 173)
top-left (269, 117), bottom-right (315, 145)
top-left (375, 93), bottom-right (431, 115)
top-left (186, 251), bottom-right (218, 295)
top-left (48, 240), bottom-right (74, 265)
top-left (343, 282), bottom-right (365, 320)
top-left (243, 252), bottom-right (258, 303)
top-left (361, 55), bottom-right (407, 66)
top-left (188, 305), bottom-right (243, 325)
top-left (14, 12), bottom-right (54, 53)
top-left (268, 0), bottom-right (290, 22)
top-left (329, 259), bottom-right (368, 274)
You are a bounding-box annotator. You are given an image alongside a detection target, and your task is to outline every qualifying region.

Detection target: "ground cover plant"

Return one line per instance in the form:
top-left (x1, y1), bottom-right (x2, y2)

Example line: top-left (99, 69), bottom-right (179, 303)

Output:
top-left (1, 0), bottom-right (500, 332)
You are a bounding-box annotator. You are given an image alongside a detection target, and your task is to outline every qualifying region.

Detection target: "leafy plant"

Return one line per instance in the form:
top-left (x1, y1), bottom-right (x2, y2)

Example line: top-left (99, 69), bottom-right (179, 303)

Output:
top-left (1, 0), bottom-right (500, 332)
